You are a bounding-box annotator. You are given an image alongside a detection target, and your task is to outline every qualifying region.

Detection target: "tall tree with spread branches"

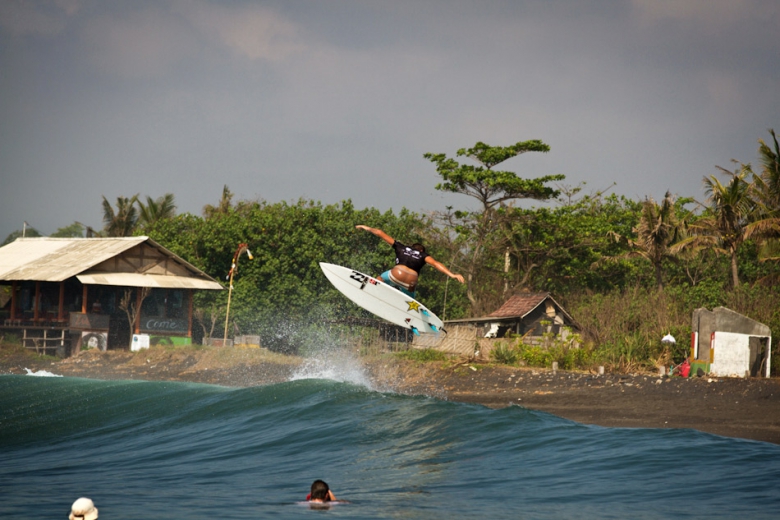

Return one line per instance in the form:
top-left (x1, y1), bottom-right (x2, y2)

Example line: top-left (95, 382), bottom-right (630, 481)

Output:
top-left (425, 141), bottom-right (564, 310)
top-left (426, 141), bottom-right (563, 212)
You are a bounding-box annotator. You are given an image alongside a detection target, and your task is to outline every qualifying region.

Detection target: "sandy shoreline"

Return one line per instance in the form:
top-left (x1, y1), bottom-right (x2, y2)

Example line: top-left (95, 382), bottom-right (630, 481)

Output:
top-left (2, 346), bottom-right (779, 445)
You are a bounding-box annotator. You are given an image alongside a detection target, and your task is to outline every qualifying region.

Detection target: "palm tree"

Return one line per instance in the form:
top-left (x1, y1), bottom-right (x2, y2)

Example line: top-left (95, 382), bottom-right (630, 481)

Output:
top-left (202, 185), bottom-right (234, 218)
top-left (752, 129), bottom-right (780, 212)
top-left (102, 195), bottom-right (140, 237)
top-left (678, 164), bottom-right (753, 287)
top-left (745, 129), bottom-right (780, 263)
top-left (138, 193), bottom-right (176, 229)
top-left (607, 192), bottom-right (684, 290)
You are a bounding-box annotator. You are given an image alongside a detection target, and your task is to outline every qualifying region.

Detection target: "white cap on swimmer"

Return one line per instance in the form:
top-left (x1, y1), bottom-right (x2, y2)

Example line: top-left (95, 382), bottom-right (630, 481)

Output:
top-left (69, 497), bottom-right (98, 520)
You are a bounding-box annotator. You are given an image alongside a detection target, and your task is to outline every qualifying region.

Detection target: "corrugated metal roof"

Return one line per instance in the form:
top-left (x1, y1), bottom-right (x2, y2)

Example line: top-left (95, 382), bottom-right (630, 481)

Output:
top-left (0, 237), bottom-right (147, 281)
top-left (77, 272), bottom-right (223, 290)
top-left (0, 237), bottom-right (222, 289)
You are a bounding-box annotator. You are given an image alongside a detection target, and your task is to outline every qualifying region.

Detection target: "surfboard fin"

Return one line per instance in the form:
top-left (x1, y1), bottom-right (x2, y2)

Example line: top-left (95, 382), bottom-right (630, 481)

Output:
top-left (421, 308), bottom-right (431, 317)
top-left (410, 326), bottom-right (420, 336)
top-left (429, 324), bottom-right (438, 333)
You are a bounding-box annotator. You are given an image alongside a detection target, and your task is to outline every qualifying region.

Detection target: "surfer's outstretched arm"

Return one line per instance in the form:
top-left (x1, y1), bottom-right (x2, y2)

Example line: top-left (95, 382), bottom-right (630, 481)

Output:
top-left (425, 256), bottom-right (465, 283)
top-left (356, 225), bottom-right (395, 246)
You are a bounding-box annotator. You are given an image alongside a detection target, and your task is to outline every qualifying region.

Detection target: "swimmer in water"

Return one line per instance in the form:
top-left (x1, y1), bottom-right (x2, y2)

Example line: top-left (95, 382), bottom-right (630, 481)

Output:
top-left (308, 479), bottom-right (337, 503)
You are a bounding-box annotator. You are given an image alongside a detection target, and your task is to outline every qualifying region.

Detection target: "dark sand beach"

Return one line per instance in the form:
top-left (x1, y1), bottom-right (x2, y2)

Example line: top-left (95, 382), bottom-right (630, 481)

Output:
top-left (2, 345), bottom-right (779, 444)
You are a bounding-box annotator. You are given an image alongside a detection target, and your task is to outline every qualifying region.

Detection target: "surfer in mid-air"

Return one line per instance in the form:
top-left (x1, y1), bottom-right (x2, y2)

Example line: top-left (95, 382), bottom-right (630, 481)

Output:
top-left (356, 225), bottom-right (465, 297)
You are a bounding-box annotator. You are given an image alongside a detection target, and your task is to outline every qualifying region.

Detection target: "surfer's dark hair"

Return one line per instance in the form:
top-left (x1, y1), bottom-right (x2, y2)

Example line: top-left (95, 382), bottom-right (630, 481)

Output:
top-left (412, 243), bottom-right (426, 253)
top-left (311, 480), bottom-right (330, 501)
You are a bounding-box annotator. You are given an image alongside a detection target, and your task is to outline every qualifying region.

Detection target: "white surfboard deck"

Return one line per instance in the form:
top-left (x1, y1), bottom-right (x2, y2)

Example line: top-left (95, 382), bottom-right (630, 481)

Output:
top-left (319, 262), bottom-right (444, 335)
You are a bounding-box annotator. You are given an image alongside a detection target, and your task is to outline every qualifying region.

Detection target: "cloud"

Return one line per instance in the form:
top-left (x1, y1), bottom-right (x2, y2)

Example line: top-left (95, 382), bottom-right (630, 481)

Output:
top-left (74, 1), bottom-right (306, 79)
top-left (80, 7), bottom-right (198, 79)
top-left (1, 1), bottom-right (778, 241)
top-left (53, 0), bottom-right (81, 17)
top-left (0, 0), bottom-right (76, 37)
top-left (631, 0), bottom-right (779, 27)
top-left (176, 0), bottom-right (305, 61)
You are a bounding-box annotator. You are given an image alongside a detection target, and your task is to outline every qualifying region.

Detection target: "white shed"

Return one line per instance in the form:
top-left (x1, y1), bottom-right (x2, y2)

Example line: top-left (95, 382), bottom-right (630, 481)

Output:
top-left (693, 307), bottom-right (772, 378)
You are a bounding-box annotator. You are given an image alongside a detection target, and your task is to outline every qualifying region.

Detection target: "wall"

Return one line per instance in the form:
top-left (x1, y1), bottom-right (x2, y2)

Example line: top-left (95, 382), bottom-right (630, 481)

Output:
top-left (692, 307), bottom-right (772, 376)
top-left (412, 324), bottom-right (578, 360)
top-left (709, 331), bottom-right (751, 378)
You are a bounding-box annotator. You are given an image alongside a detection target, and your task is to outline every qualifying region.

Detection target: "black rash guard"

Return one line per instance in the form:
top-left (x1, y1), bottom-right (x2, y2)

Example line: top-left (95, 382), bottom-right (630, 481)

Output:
top-left (392, 241), bottom-right (429, 273)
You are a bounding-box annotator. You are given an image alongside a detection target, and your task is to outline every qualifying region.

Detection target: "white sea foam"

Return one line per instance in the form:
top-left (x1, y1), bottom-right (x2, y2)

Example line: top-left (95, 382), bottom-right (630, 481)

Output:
top-left (290, 350), bottom-right (375, 390)
top-left (24, 368), bottom-right (63, 377)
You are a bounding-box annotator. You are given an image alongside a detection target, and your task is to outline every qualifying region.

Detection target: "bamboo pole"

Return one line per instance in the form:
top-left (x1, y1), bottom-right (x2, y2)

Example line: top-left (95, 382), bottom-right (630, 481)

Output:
top-left (223, 243), bottom-right (253, 345)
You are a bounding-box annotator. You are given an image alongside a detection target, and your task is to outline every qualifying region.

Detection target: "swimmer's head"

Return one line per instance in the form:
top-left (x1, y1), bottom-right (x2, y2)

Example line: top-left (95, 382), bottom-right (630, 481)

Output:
top-left (310, 480), bottom-right (330, 501)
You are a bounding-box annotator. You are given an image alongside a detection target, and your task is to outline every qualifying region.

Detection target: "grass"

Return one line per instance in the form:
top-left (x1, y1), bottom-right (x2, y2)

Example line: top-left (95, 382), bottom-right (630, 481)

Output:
top-left (0, 339), bottom-right (59, 362)
top-left (394, 348), bottom-right (449, 363)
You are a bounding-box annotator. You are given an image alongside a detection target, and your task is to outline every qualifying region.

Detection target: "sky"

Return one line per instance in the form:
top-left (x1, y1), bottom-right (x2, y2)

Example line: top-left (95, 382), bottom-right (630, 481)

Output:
top-left (1, 0), bottom-right (779, 241)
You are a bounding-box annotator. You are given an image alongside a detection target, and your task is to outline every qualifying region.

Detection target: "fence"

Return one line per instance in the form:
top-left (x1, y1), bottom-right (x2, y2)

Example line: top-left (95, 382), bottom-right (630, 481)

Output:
top-left (411, 325), bottom-right (579, 360)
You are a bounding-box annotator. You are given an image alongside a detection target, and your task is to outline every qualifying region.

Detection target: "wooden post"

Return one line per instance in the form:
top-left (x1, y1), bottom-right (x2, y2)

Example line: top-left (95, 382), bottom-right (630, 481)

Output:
top-left (34, 281), bottom-right (41, 322)
top-left (10, 280), bottom-right (17, 320)
top-left (81, 285), bottom-right (88, 313)
top-left (134, 287), bottom-right (142, 335)
top-left (187, 290), bottom-right (193, 338)
top-left (58, 282), bottom-right (65, 321)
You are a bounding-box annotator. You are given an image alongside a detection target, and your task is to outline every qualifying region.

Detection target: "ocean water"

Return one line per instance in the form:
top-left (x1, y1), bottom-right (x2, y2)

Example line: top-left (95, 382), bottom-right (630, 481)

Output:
top-left (1, 361), bottom-right (779, 519)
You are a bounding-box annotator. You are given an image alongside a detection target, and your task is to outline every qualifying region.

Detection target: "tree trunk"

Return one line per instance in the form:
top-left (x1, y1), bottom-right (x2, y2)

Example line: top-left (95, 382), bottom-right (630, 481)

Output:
top-left (465, 272), bottom-right (477, 306)
top-left (730, 248), bottom-right (740, 287)
top-left (654, 262), bottom-right (664, 291)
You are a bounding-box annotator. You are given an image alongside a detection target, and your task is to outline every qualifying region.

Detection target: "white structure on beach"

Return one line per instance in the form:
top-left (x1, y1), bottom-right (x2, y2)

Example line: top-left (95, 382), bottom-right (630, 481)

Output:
top-left (692, 307), bottom-right (772, 378)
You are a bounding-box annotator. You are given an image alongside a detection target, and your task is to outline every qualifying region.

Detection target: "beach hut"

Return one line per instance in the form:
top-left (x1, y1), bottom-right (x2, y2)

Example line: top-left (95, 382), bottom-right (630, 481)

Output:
top-left (0, 237), bottom-right (223, 355)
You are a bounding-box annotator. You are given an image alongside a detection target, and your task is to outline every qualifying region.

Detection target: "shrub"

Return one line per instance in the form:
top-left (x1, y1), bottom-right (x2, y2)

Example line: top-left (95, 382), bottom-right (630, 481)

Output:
top-left (490, 342), bottom-right (519, 365)
top-left (519, 344), bottom-right (553, 367)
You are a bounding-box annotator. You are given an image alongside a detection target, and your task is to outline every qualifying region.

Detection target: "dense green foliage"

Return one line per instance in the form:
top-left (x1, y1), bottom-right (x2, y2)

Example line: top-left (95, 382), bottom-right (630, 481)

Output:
top-left (6, 132), bottom-right (779, 374)
top-left (135, 183), bottom-right (779, 371)
top-left (143, 199), bottom-right (469, 351)
top-left (51, 222), bottom-right (86, 238)
top-left (425, 140), bottom-right (564, 210)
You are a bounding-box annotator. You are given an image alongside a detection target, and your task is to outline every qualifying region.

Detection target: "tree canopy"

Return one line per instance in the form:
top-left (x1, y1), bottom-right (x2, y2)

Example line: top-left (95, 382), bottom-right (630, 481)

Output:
top-left (425, 140), bottom-right (564, 211)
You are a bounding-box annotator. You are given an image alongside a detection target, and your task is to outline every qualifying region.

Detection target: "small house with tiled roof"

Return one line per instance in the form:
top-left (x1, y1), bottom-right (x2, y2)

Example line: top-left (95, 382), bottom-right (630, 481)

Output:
top-left (446, 292), bottom-right (577, 339)
top-left (412, 292), bottom-right (578, 356)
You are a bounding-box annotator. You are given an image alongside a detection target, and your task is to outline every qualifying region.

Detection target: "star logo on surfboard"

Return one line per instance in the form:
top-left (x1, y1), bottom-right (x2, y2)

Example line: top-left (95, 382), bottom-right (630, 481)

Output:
top-left (406, 301), bottom-right (421, 312)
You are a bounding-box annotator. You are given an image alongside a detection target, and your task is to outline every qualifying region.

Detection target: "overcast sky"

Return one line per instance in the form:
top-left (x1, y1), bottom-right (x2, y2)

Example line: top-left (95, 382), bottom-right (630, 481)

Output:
top-left (2, 0), bottom-right (779, 240)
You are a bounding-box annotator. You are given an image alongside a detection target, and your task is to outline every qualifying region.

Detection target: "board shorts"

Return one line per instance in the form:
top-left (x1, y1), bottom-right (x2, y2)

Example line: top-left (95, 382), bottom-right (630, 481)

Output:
top-left (379, 270), bottom-right (416, 298)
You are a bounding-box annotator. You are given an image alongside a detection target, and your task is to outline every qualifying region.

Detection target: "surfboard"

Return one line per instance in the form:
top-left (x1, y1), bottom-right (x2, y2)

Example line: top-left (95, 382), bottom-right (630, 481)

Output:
top-left (319, 262), bottom-right (444, 335)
